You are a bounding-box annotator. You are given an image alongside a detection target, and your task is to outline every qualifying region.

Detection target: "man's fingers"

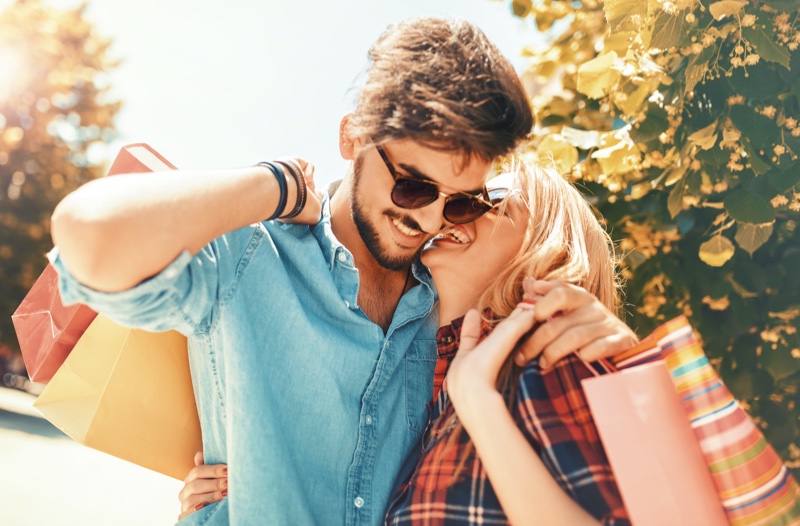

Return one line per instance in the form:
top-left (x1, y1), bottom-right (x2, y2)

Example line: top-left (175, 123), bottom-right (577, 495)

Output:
top-left (517, 304), bottom-right (604, 365)
top-left (532, 281), bottom-right (594, 321)
top-left (457, 309), bottom-right (482, 353)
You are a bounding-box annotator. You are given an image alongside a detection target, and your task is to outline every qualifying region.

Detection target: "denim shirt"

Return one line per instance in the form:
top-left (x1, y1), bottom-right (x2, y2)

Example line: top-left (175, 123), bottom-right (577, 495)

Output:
top-left (49, 195), bottom-right (439, 526)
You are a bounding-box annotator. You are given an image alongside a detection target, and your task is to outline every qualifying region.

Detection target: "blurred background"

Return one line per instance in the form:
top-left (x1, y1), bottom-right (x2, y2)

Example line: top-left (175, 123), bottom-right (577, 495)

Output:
top-left (3, 0), bottom-right (800, 523)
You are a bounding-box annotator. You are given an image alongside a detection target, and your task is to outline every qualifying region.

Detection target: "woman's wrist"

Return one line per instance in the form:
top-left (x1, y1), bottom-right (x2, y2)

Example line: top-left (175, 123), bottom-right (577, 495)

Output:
top-left (449, 381), bottom-right (506, 431)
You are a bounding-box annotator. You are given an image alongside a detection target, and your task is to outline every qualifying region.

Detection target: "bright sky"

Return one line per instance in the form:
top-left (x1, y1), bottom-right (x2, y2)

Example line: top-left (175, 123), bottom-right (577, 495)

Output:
top-left (4, 0), bottom-right (537, 187)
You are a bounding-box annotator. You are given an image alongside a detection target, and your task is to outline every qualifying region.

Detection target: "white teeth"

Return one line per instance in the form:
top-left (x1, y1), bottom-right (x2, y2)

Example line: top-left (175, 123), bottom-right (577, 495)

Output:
top-left (439, 227), bottom-right (469, 244)
top-left (392, 218), bottom-right (421, 237)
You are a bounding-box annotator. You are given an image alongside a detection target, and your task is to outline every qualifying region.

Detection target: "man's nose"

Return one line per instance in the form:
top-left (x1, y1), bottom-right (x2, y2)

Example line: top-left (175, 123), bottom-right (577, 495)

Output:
top-left (414, 195), bottom-right (448, 234)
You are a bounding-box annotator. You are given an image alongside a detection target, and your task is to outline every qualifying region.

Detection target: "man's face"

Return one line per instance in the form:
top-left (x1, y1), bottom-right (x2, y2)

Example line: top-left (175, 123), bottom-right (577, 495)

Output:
top-left (349, 138), bottom-right (493, 271)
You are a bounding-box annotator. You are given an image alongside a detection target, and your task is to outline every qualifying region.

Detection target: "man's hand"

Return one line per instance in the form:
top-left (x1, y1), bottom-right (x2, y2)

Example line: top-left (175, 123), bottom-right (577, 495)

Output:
top-left (276, 157), bottom-right (322, 226)
top-left (516, 279), bottom-right (638, 370)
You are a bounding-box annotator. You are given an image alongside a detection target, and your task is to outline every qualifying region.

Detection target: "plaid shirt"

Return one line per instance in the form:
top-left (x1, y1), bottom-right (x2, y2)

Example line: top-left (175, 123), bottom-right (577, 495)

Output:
top-left (386, 316), bottom-right (630, 525)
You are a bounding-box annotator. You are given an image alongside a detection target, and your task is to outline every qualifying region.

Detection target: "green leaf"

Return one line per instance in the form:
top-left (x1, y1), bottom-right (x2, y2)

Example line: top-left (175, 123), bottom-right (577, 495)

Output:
top-left (709, 0), bottom-right (747, 20)
top-left (577, 52), bottom-right (621, 99)
top-left (668, 177), bottom-right (686, 218)
top-left (699, 235), bottom-right (736, 267)
top-left (763, 347), bottom-right (800, 381)
top-left (687, 122), bottom-right (718, 150)
top-left (742, 25), bottom-right (791, 70)
top-left (724, 187), bottom-right (776, 223)
top-left (735, 222), bottom-right (774, 255)
top-left (630, 104), bottom-right (669, 143)
top-left (604, 0), bottom-right (647, 32)
top-left (685, 47), bottom-right (714, 94)
top-left (650, 11), bottom-right (685, 50)
top-left (768, 168), bottom-right (800, 193)
top-left (512, 0), bottom-right (533, 18)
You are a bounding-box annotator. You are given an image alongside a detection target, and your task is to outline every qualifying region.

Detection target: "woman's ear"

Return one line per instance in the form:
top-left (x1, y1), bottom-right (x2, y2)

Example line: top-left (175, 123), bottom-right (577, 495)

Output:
top-left (339, 114), bottom-right (356, 161)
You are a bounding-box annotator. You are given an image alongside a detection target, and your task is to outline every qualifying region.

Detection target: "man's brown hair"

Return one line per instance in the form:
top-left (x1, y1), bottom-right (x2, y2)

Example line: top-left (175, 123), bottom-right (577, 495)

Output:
top-left (348, 17), bottom-right (533, 161)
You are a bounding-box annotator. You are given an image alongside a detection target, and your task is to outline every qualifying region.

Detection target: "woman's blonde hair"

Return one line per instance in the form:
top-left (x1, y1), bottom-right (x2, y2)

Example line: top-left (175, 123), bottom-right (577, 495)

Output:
top-left (441, 160), bottom-right (621, 475)
top-left (480, 160), bottom-right (620, 323)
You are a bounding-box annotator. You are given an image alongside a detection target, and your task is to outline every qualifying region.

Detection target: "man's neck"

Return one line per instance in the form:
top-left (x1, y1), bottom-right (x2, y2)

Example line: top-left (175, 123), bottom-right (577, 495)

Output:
top-left (329, 183), bottom-right (411, 332)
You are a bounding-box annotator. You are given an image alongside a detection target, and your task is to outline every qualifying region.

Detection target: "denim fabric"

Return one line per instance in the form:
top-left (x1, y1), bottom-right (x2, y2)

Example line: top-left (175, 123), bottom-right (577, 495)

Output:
top-left (49, 195), bottom-right (439, 526)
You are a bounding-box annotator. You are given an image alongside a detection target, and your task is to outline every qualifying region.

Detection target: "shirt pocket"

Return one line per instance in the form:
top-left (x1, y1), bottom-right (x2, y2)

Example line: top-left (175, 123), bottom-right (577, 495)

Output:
top-left (404, 340), bottom-right (437, 435)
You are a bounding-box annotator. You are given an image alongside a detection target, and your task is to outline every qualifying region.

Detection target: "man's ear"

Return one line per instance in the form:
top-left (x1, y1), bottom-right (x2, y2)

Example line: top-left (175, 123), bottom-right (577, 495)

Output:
top-left (339, 114), bottom-right (356, 161)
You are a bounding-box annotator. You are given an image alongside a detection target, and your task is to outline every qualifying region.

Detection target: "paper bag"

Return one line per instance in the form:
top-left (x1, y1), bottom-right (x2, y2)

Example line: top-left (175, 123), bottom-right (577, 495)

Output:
top-left (34, 314), bottom-right (201, 480)
top-left (12, 144), bottom-right (176, 382)
top-left (583, 361), bottom-right (729, 526)
top-left (602, 316), bottom-right (800, 525)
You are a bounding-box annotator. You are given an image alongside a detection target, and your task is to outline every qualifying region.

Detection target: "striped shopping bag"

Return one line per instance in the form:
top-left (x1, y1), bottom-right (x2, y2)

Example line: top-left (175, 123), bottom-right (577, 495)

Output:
top-left (613, 316), bottom-right (800, 526)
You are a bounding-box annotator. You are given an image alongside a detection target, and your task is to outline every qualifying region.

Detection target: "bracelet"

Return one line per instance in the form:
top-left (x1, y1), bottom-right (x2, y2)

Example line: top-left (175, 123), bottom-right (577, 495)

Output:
top-left (258, 162), bottom-right (287, 221)
top-left (275, 158), bottom-right (308, 219)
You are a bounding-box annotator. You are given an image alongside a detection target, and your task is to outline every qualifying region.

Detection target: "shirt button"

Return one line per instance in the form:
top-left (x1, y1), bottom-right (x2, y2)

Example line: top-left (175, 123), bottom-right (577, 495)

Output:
top-left (338, 252), bottom-right (347, 262)
top-left (354, 496), bottom-right (364, 508)
top-left (441, 335), bottom-right (454, 344)
top-left (344, 301), bottom-right (350, 308)
top-left (365, 415), bottom-right (373, 425)
top-left (164, 268), bottom-right (178, 279)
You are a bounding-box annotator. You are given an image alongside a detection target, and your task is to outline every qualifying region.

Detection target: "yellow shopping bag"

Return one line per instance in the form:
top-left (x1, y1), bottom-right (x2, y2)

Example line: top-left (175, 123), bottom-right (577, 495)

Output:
top-left (33, 314), bottom-right (202, 480)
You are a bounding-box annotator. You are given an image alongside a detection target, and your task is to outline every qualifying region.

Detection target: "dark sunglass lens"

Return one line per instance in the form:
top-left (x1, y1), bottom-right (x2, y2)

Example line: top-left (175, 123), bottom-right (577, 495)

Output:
top-left (392, 179), bottom-right (439, 209)
top-left (443, 196), bottom-right (491, 224)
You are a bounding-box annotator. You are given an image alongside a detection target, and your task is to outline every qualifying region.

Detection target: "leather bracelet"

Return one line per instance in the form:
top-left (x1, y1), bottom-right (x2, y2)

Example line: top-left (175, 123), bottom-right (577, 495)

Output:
top-left (258, 162), bottom-right (287, 221)
top-left (275, 158), bottom-right (307, 219)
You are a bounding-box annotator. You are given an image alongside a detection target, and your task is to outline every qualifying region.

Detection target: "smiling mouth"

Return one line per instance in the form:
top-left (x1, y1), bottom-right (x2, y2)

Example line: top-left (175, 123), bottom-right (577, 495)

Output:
top-left (391, 217), bottom-right (422, 238)
top-left (434, 226), bottom-right (471, 244)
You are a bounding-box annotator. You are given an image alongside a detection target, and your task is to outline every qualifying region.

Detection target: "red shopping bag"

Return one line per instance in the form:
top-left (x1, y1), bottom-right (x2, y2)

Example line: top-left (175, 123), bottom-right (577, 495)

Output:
top-left (12, 144), bottom-right (176, 382)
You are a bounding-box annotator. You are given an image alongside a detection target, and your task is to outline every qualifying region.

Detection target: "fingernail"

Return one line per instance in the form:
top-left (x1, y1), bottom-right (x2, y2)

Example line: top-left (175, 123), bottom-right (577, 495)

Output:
top-left (539, 356), bottom-right (549, 369)
top-left (515, 352), bottom-right (525, 366)
top-left (195, 504), bottom-right (204, 511)
top-left (221, 489), bottom-right (229, 497)
top-left (223, 468), bottom-right (228, 475)
top-left (224, 478), bottom-right (228, 488)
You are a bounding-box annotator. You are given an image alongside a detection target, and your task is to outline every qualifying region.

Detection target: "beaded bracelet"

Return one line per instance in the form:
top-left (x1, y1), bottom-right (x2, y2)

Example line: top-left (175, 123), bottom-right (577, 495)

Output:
top-left (275, 158), bottom-right (308, 219)
top-left (258, 161), bottom-right (287, 221)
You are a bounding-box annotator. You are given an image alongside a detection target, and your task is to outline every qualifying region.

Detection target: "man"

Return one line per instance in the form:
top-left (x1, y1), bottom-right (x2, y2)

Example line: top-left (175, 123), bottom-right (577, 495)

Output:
top-left (50, 18), bottom-right (632, 525)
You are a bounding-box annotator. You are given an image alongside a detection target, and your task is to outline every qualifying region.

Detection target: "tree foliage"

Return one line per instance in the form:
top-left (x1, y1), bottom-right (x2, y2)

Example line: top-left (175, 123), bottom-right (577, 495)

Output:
top-left (508, 0), bottom-right (800, 468)
top-left (0, 0), bottom-right (118, 353)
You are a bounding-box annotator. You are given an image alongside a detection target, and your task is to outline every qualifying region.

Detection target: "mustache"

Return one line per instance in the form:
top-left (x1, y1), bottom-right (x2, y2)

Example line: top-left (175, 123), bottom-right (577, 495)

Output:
top-left (386, 211), bottom-right (431, 235)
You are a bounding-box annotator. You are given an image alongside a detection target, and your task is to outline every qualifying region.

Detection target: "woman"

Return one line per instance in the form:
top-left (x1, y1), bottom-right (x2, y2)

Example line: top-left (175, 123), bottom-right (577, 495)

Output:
top-left (179, 163), bottom-right (635, 524)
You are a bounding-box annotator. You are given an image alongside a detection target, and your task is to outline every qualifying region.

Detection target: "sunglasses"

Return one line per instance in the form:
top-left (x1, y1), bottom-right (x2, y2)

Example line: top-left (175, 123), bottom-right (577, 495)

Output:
top-left (374, 143), bottom-right (495, 224)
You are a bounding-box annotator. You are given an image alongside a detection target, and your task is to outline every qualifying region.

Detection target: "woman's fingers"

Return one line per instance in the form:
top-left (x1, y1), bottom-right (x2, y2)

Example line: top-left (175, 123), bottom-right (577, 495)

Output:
top-left (193, 451), bottom-right (204, 466)
top-left (183, 463), bottom-right (227, 485)
top-left (457, 309), bottom-right (482, 353)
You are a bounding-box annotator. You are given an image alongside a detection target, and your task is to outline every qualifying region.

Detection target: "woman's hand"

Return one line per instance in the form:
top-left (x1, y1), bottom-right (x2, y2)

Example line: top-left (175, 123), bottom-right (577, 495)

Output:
top-left (446, 306), bottom-right (537, 427)
top-left (276, 157), bottom-right (322, 226)
top-left (177, 452), bottom-right (228, 521)
top-left (515, 279), bottom-right (638, 370)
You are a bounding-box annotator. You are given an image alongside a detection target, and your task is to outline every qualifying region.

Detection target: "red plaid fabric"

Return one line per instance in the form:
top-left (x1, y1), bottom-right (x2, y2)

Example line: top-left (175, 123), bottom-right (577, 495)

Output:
top-left (386, 316), bottom-right (630, 525)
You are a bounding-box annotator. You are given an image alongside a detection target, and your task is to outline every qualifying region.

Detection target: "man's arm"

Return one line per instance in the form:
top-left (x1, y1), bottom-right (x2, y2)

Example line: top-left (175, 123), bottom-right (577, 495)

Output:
top-left (51, 164), bottom-right (298, 293)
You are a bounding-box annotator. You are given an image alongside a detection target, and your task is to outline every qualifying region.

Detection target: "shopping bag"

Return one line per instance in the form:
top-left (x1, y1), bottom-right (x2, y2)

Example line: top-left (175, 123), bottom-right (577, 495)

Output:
top-left (594, 316), bottom-right (800, 525)
top-left (33, 314), bottom-right (201, 480)
top-left (583, 361), bottom-right (729, 526)
top-left (12, 144), bottom-right (176, 382)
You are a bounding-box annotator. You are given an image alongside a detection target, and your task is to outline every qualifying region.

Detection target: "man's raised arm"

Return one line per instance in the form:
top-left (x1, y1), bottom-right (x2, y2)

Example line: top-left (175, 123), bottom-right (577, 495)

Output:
top-left (51, 164), bottom-right (301, 293)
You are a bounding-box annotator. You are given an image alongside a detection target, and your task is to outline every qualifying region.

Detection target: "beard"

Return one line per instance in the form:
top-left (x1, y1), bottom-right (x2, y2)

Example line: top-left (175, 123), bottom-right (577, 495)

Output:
top-left (350, 155), bottom-right (428, 271)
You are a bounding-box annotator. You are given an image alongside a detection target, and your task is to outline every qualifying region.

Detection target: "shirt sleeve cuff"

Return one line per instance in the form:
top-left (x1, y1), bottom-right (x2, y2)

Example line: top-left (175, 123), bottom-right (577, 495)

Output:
top-left (47, 246), bottom-right (194, 307)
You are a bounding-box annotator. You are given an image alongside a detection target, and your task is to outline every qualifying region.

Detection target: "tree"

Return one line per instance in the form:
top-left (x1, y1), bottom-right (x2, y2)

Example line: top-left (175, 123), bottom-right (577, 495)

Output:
top-left (507, 0), bottom-right (800, 468)
top-left (0, 0), bottom-right (119, 355)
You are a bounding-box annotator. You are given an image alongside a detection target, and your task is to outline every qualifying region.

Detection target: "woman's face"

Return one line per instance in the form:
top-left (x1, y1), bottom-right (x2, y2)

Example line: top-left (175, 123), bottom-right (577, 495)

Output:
top-left (422, 173), bottom-right (528, 295)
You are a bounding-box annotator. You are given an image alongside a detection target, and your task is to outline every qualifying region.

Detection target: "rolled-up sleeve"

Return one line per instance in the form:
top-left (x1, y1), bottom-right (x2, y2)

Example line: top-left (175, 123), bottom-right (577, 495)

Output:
top-left (48, 226), bottom-right (260, 336)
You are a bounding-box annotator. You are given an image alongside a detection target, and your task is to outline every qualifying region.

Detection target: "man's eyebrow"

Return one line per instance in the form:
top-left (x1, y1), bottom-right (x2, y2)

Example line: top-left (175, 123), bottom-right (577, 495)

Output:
top-left (396, 162), bottom-right (486, 196)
